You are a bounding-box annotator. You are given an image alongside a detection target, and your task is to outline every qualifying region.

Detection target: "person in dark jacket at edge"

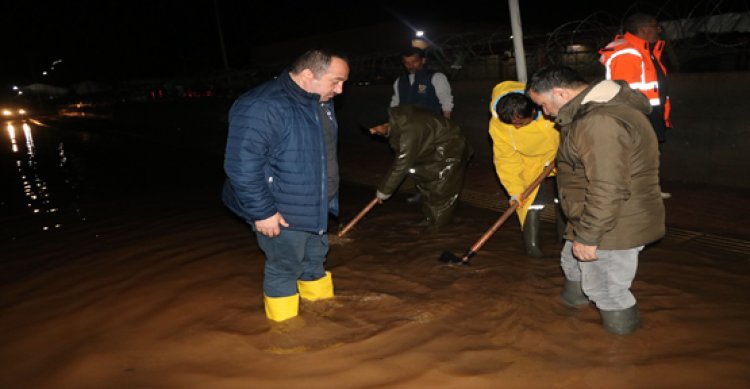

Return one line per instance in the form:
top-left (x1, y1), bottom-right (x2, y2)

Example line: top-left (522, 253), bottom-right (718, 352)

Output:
top-left (362, 105), bottom-right (472, 233)
top-left (390, 46), bottom-right (455, 205)
top-left (527, 66), bottom-right (665, 335)
top-left (222, 49), bottom-right (349, 322)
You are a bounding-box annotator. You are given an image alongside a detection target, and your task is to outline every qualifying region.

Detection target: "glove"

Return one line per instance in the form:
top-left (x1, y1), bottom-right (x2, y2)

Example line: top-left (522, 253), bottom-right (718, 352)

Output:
top-left (509, 194), bottom-right (524, 206)
top-left (376, 190), bottom-right (392, 201)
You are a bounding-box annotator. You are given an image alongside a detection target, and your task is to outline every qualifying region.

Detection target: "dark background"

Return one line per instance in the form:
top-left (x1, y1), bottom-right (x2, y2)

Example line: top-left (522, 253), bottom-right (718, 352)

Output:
top-left (2, 0), bottom-right (744, 88)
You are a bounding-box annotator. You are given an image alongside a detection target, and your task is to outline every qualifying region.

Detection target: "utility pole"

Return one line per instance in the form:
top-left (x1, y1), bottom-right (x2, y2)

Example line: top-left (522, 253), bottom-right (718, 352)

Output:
top-left (213, 0), bottom-right (230, 71)
top-left (508, 0), bottom-right (527, 82)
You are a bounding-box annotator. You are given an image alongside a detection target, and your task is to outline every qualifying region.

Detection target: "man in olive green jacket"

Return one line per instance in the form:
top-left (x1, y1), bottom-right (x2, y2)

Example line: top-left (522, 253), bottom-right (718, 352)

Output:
top-left (363, 105), bottom-right (472, 232)
top-left (527, 66), bottom-right (665, 335)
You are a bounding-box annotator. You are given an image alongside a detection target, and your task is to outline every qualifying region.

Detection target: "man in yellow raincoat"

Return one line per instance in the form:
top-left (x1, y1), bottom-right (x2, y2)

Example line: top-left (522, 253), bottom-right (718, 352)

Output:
top-left (488, 81), bottom-right (560, 257)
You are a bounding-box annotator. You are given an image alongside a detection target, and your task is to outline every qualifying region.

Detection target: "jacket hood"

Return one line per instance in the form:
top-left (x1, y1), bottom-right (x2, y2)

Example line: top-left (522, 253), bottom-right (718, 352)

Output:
top-left (389, 105), bottom-right (420, 133)
top-left (556, 80), bottom-right (651, 126)
top-left (490, 81), bottom-right (526, 119)
top-left (489, 80), bottom-right (543, 122)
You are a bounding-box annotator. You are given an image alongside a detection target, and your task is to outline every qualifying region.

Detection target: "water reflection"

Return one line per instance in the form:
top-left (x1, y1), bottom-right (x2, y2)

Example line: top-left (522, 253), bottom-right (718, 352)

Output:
top-left (6, 122), bottom-right (18, 153)
top-left (3, 120), bottom-right (85, 236)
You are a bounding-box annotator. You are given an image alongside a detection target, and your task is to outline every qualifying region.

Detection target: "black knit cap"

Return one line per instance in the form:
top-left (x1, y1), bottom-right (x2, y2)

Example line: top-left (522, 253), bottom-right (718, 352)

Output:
top-left (359, 106), bottom-right (390, 129)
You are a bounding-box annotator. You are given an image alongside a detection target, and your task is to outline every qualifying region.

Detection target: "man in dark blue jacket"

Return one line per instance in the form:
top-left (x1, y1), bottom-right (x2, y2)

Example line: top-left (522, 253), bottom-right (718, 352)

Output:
top-left (223, 49), bottom-right (349, 322)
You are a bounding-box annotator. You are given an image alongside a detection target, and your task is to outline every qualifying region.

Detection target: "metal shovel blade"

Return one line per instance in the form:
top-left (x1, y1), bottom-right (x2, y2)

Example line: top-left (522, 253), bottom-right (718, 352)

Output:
top-left (438, 250), bottom-right (471, 265)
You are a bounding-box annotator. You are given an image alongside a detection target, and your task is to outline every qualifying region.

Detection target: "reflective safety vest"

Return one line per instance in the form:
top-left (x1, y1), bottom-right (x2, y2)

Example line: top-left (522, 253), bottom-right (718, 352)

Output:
top-left (599, 32), bottom-right (671, 126)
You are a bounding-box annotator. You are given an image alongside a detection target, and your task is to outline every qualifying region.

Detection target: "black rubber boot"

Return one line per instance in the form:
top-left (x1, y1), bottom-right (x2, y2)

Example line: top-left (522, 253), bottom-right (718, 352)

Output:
top-left (600, 305), bottom-right (641, 335)
top-left (560, 279), bottom-right (589, 308)
top-left (523, 209), bottom-right (543, 258)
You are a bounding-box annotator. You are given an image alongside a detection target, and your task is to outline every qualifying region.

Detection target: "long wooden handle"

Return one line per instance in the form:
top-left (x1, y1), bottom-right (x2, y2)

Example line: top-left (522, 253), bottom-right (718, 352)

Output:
top-left (466, 161), bottom-right (556, 255)
top-left (466, 202), bottom-right (520, 255)
top-left (338, 197), bottom-right (380, 238)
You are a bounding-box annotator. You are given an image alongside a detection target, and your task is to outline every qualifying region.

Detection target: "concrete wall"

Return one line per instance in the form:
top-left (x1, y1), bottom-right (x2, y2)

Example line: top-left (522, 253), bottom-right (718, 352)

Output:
top-left (336, 72), bottom-right (750, 189)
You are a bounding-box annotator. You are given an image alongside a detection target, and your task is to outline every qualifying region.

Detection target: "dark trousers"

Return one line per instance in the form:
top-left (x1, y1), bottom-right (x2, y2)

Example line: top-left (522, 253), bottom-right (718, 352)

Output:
top-left (255, 230), bottom-right (329, 297)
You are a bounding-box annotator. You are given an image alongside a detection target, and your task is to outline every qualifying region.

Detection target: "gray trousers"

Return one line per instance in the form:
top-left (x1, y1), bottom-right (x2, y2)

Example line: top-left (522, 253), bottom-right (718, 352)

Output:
top-left (560, 240), bottom-right (643, 311)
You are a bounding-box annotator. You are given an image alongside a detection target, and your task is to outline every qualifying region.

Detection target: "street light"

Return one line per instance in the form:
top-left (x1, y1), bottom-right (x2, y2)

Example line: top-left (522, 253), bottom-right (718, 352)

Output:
top-left (412, 30), bottom-right (429, 49)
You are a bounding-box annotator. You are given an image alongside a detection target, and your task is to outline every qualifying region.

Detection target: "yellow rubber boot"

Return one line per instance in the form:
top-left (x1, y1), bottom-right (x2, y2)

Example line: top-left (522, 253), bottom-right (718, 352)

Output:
top-left (297, 271), bottom-right (334, 301)
top-left (263, 294), bottom-right (300, 322)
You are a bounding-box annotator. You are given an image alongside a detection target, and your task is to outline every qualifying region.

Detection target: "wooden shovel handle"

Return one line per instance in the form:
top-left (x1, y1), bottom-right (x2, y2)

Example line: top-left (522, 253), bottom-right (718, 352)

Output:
top-left (338, 197), bottom-right (380, 238)
top-left (468, 161), bottom-right (556, 254)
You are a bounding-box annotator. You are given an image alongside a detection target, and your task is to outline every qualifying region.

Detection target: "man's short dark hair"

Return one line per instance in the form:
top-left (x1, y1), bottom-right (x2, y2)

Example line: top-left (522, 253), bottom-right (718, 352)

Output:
top-left (624, 13), bottom-right (657, 35)
top-left (401, 46), bottom-right (426, 59)
top-left (527, 66), bottom-right (588, 94)
top-left (291, 49), bottom-right (348, 78)
top-left (496, 93), bottom-right (536, 124)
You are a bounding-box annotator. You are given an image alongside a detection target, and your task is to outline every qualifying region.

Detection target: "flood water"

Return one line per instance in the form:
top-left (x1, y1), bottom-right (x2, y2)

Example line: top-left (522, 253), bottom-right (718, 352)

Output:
top-left (1, 114), bottom-right (749, 388)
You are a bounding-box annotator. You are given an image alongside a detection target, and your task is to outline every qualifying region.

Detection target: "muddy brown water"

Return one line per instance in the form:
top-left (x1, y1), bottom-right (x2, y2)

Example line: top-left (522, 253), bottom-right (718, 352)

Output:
top-left (1, 117), bottom-right (749, 388)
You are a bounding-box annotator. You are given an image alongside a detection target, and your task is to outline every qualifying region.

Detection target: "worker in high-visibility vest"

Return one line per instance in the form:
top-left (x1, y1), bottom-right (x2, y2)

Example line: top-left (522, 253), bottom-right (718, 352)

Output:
top-left (600, 12), bottom-right (672, 199)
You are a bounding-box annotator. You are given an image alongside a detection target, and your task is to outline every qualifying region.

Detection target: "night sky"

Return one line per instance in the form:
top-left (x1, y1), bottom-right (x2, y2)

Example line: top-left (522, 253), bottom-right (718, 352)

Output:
top-left (0, 0), bottom-right (744, 88)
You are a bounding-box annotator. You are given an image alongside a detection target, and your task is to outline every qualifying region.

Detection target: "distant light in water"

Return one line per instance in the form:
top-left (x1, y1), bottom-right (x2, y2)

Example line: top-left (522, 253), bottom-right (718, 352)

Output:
top-left (23, 122), bottom-right (34, 153)
top-left (6, 123), bottom-right (18, 153)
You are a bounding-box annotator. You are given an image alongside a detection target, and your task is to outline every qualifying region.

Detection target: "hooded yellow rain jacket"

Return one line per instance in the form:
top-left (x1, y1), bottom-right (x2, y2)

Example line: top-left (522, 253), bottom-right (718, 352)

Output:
top-left (488, 81), bottom-right (559, 227)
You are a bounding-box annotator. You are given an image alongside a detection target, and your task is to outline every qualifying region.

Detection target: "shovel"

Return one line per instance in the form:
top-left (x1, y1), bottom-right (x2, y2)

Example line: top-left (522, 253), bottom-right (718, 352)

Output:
top-left (439, 161), bottom-right (556, 265)
top-left (337, 197), bottom-right (380, 238)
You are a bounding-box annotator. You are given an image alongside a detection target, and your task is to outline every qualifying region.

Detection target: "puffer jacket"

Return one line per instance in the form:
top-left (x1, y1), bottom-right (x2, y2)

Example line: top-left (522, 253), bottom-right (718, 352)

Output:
top-left (488, 81), bottom-right (559, 226)
top-left (555, 80), bottom-right (665, 249)
top-left (222, 70), bottom-right (338, 235)
top-left (378, 105), bottom-right (470, 195)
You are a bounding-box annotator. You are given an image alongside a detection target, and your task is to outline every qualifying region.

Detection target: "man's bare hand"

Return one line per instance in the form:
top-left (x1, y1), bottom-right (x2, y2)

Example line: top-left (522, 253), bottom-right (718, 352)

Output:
top-left (572, 241), bottom-right (598, 261)
top-left (255, 212), bottom-right (289, 238)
